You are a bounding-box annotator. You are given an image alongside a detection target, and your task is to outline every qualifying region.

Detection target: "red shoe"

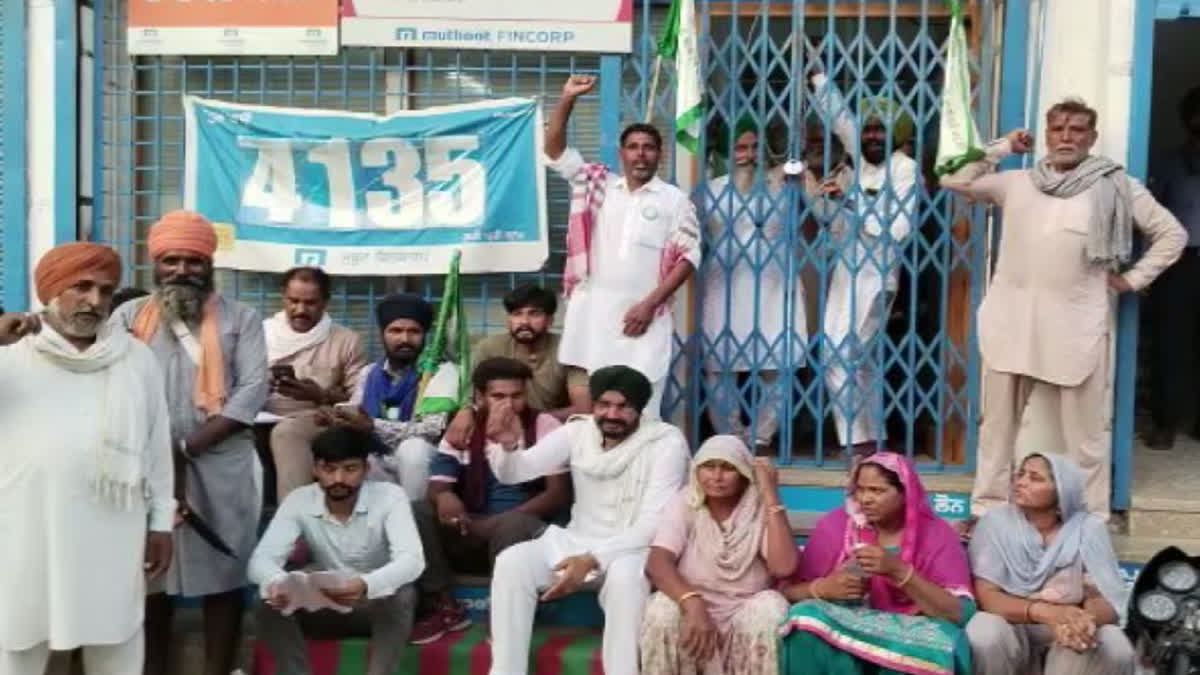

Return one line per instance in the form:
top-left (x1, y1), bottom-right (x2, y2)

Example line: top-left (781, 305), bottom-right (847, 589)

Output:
top-left (409, 601), bottom-right (472, 645)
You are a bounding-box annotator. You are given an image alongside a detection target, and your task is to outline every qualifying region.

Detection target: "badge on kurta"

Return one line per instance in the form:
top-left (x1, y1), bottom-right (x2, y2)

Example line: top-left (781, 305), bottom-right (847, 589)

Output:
top-left (641, 205), bottom-right (659, 221)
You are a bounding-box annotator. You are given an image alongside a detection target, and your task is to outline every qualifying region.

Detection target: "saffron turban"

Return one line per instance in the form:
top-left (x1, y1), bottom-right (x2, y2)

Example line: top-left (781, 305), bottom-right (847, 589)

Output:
top-left (376, 293), bottom-right (434, 331)
top-left (34, 242), bottom-right (122, 305)
top-left (589, 365), bottom-right (652, 413)
top-left (147, 210), bottom-right (218, 260)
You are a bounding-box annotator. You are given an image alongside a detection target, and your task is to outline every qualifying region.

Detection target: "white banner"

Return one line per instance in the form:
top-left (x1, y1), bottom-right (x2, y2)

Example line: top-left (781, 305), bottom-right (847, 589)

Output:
top-left (340, 0), bottom-right (633, 53)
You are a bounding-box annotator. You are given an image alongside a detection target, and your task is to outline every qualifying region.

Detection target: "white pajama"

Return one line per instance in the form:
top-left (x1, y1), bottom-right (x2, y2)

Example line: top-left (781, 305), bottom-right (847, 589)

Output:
top-left (489, 529), bottom-right (650, 675)
top-left (367, 437), bottom-right (437, 501)
top-left (483, 419), bottom-right (691, 675)
top-left (0, 630), bottom-right (143, 675)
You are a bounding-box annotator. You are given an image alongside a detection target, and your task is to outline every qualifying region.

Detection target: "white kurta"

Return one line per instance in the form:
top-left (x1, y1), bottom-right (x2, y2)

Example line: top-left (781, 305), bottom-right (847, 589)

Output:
top-left (813, 72), bottom-right (921, 445)
top-left (700, 173), bottom-right (807, 372)
top-left (548, 148), bottom-right (701, 384)
top-left (0, 336), bottom-right (173, 651)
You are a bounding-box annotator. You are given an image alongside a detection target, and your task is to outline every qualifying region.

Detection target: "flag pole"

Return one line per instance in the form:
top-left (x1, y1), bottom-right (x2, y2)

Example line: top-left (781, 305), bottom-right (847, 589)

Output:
top-left (644, 54), bottom-right (662, 123)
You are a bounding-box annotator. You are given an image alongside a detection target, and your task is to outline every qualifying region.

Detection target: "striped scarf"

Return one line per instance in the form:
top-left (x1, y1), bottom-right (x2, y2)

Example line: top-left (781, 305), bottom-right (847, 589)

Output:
top-left (562, 162), bottom-right (692, 316)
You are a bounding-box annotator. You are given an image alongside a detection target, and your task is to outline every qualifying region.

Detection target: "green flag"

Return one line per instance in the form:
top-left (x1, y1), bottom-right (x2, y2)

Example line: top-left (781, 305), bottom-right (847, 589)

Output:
top-left (414, 250), bottom-right (470, 415)
top-left (935, 0), bottom-right (986, 176)
top-left (656, 0), bottom-right (702, 153)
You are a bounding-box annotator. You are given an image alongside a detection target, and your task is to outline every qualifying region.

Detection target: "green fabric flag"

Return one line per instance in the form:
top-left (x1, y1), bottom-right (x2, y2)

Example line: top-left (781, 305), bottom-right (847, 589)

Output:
top-left (935, 0), bottom-right (986, 176)
top-left (414, 250), bottom-right (470, 416)
top-left (655, 0), bottom-right (702, 153)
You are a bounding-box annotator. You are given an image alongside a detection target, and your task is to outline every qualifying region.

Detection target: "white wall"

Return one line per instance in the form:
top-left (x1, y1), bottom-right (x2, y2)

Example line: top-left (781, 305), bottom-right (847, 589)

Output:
top-left (26, 0), bottom-right (57, 309)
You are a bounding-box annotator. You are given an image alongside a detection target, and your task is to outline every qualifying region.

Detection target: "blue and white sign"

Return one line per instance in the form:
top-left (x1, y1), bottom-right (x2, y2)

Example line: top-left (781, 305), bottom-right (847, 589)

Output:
top-left (183, 96), bottom-right (548, 275)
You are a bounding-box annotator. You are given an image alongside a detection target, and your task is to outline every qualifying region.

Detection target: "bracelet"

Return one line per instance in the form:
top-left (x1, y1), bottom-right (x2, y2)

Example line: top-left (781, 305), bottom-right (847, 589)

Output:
top-left (897, 565), bottom-right (915, 587)
top-left (810, 578), bottom-right (824, 601)
top-left (677, 591), bottom-right (702, 607)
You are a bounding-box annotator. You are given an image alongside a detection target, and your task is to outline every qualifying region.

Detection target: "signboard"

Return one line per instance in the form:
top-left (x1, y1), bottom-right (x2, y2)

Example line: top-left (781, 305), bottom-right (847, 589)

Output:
top-left (128, 0), bottom-right (339, 56)
top-left (340, 0), bottom-right (633, 53)
top-left (183, 96), bottom-right (549, 276)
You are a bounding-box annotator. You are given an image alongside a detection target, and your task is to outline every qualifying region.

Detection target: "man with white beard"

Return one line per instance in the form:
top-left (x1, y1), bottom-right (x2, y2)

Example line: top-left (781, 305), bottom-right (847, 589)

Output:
top-left (0, 243), bottom-right (173, 673)
top-left (700, 118), bottom-right (806, 453)
top-left (110, 210), bottom-right (269, 675)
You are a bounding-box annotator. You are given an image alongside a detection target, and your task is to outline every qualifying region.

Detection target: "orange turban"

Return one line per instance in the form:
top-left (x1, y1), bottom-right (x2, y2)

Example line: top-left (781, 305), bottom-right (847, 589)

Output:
top-left (147, 210), bottom-right (217, 260)
top-left (34, 242), bottom-right (122, 305)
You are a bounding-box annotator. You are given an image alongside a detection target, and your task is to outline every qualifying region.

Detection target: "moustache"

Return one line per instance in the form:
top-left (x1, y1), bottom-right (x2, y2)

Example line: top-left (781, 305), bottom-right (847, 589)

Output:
top-left (163, 275), bottom-right (208, 289)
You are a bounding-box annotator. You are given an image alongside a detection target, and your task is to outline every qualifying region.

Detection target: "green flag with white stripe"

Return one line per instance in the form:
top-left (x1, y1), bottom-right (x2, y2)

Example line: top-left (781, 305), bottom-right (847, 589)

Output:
top-left (935, 0), bottom-right (986, 176)
top-left (656, 0), bottom-right (702, 153)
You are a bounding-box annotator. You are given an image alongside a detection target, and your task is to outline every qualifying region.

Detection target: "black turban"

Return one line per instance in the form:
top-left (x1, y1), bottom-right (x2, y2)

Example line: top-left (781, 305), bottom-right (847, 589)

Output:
top-left (376, 293), bottom-right (433, 331)
top-left (589, 365), bottom-right (652, 413)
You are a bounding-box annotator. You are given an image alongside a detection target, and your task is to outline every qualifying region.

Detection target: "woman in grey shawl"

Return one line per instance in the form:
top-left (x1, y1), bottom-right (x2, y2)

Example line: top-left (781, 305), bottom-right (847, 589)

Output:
top-left (965, 453), bottom-right (1133, 675)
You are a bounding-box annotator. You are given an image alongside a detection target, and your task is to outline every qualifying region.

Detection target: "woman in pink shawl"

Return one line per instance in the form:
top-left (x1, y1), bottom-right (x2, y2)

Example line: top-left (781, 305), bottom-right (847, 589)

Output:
top-left (779, 452), bottom-right (975, 675)
top-left (641, 435), bottom-right (798, 674)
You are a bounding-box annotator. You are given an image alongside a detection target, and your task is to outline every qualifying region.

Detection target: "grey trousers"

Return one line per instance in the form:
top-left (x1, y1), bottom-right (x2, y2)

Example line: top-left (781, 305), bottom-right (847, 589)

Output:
top-left (255, 585), bottom-right (417, 675)
top-left (966, 611), bottom-right (1134, 675)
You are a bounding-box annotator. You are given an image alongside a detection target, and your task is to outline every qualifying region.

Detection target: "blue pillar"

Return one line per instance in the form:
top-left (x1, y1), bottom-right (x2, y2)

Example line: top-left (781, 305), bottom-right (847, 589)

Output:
top-left (2, 0), bottom-right (29, 310)
top-left (1111, 0), bottom-right (1158, 512)
top-left (599, 55), bottom-right (623, 170)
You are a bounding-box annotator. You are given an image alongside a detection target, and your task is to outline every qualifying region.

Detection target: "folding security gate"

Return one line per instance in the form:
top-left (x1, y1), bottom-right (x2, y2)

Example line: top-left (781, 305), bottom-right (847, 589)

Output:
top-left (96, 0), bottom-right (1000, 471)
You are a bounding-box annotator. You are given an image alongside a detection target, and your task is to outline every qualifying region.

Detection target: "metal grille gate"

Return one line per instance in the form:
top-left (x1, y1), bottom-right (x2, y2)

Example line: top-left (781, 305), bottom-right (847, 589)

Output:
top-left (97, 0), bottom-right (998, 471)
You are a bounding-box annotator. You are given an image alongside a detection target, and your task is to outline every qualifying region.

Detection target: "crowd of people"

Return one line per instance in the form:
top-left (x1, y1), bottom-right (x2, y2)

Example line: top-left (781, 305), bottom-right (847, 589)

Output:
top-left (0, 72), bottom-right (1191, 675)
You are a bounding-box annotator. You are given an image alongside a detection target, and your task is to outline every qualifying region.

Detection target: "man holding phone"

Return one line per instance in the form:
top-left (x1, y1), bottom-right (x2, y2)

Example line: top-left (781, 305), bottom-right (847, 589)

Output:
top-left (264, 267), bottom-right (367, 500)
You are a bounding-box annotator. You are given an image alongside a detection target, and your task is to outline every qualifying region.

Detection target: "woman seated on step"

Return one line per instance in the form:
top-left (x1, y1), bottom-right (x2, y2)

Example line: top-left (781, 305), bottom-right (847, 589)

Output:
top-left (779, 451), bottom-right (976, 675)
top-left (965, 453), bottom-right (1134, 675)
top-left (640, 435), bottom-right (797, 674)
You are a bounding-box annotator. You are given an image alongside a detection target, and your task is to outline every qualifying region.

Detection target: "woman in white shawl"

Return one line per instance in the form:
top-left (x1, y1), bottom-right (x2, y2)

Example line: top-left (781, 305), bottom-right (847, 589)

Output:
top-left (965, 452), bottom-right (1134, 675)
top-left (641, 436), bottom-right (798, 674)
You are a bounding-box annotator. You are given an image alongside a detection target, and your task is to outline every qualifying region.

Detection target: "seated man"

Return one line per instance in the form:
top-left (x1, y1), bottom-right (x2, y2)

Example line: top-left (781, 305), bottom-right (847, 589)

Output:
top-left (248, 426), bottom-right (424, 675)
top-left (486, 366), bottom-right (690, 675)
top-left (409, 357), bottom-right (570, 645)
top-left (325, 293), bottom-right (457, 500)
top-left (265, 267), bottom-right (368, 499)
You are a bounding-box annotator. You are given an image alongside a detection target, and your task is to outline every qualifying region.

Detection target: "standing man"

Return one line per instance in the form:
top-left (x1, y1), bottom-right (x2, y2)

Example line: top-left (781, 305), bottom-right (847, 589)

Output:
top-left (249, 426), bottom-right (423, 675)
top-left (328, 293), bottom-right (457, 500)
top-left (265, 266), bottom-right (368, 499)
top-left (810, 68), bottom-right (921, 458)
top-left (0, 244), bottom-right (173, 674)
top-left (110, 210), bottom-right (270, 675)
top-left (941, 100), bottom-right (1186, 519)
top-left (409, 357), bottom-right (569, 644)
top-left (485, 365), bottom-right (690, 675)
top-left (442, 284), bottom-right (590, 448)
top-left (1147, 85), bottom-right (1200, 450)
top-left (545, 74), bottom-right (702, 419)
top-left (701, 118), bottom-right (806, 453)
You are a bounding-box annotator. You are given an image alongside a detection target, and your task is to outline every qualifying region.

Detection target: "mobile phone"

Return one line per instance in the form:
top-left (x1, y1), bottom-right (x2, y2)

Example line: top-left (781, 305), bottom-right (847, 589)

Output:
top-left (333, 402), bottom-right (359, 415)
top-left (270, 364), bottom-right (296, 381)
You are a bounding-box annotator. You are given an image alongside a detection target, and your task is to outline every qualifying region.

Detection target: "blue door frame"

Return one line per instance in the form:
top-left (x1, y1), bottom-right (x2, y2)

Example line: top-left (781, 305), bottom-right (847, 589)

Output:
top-left (1115, 0), bottom-right (1186, 511)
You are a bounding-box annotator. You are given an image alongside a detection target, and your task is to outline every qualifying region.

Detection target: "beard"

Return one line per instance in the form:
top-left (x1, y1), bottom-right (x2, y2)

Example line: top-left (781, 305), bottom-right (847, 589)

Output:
top-left (46, 298), bottom-right (104, 339)
top-left (155, 275), bottom-right (212, 323)
top-left (596, 415), bottom-right (639, 442)
top-left (510, 325), bottom-right (540, 344)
